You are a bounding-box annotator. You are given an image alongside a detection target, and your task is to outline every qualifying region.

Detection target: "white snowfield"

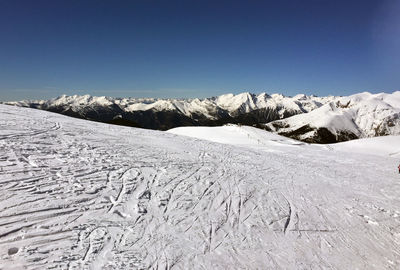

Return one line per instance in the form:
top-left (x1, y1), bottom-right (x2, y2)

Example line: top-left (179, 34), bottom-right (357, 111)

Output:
top-left (168, 125), bottom-right (308, 150)
top-left (169, 125), bottom-right (400, 158)
top-left (1, 104), bottom-right (400, 269)
top-left (330, 135), bottom-right (400, 158)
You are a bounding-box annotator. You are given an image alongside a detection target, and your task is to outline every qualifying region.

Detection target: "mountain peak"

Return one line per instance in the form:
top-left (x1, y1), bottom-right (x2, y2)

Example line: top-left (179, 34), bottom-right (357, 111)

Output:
top-left (8, 91), bottom-right (398, 143)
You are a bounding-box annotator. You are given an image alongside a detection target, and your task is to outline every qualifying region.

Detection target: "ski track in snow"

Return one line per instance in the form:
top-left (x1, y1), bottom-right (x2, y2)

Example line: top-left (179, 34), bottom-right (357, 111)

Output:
top-left (0, 105), bottom-right (400, 269)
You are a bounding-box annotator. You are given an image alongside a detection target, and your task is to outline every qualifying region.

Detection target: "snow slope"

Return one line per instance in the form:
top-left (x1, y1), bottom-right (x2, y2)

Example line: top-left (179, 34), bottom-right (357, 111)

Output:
top-left (265, 91), bottom-right (400, 143)
top-left (168, 125), bottom-right (308, 150)
top-left (1, 104), bottom-right (400, 269)
top-left (169, 125), bottom-right (400, 158)
top-left (330, 135), bottom-right (400, 158)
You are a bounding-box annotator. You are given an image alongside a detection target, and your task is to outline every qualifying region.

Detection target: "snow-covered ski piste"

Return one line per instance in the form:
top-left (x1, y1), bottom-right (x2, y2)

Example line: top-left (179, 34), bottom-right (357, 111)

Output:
top-left (1, 104), bottom-right (400, 269)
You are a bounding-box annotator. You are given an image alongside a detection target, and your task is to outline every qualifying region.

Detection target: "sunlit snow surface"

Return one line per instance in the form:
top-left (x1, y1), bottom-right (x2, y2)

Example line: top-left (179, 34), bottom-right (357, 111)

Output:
top-left (1, 104), bottom-right (400, 269)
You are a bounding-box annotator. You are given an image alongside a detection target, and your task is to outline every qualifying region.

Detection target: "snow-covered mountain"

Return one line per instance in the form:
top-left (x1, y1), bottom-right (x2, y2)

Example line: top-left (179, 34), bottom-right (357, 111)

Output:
top-left (5, 91), bottom-right (400, 143)
top-left (4, 92), bottom-right (335, 130)
top-left (264, 91), bottom-right (400, 143)
top-left (1, 105), bottom-right (400, 269)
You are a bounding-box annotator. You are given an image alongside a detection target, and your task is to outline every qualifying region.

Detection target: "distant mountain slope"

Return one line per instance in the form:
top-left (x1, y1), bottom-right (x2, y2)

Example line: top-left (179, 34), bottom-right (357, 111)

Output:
top-left (264, 91), bottom-right (400, 143)
top-left (5, 91), bottom-right (399, 143)
top-left (3, 92), bottom-right (334, 130)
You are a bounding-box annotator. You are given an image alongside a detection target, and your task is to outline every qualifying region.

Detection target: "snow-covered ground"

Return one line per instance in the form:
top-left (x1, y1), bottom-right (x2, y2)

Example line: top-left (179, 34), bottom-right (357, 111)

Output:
top-left (169, 125), bottom-right (311, 150)
top-left (330, 135), bottom-right (400, 158)
top-left (169, 125), bottom-right (400, 158)
top-left (1, 104), bottom-right (400, 269)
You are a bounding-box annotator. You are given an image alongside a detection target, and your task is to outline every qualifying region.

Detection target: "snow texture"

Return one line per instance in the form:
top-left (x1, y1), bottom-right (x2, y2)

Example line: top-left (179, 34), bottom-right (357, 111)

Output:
top-left (1, 104), bottom-right (400, 269)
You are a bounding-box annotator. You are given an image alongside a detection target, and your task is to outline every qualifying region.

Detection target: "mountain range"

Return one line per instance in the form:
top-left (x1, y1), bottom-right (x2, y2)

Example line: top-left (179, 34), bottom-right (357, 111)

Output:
top-left (3, 93), bottom-right (333, 129)
top-left (4, 91), bottom-right (400, 143)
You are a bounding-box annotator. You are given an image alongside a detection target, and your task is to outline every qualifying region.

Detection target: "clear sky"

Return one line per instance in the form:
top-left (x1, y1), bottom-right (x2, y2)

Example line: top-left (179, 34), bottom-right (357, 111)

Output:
top-left (0, 0), bottom-right (399, 101)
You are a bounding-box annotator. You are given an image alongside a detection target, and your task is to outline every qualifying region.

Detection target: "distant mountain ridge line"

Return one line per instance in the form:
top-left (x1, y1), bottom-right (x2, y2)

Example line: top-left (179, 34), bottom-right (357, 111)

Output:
top-left (3, 91), bottom-right (335, 130)
top-left (4, 91), bottom-right (336, 117)
top-left (3, 91), bottom-right (400, 143)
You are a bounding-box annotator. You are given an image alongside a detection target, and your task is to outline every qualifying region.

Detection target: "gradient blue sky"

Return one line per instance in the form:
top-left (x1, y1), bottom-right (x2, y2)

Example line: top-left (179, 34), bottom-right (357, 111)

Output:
top-left (1, 0), bottom-right (399, 100)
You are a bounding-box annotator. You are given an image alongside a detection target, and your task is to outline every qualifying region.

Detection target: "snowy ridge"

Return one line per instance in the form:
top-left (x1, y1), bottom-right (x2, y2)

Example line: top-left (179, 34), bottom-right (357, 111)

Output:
top-left (5, 91), bottom-right (334, 119)
top-left (5, 91), bottom-right (400, 141)
top-left (265, 91), bottom-right (400, 143)
top-left (1, 105), bottom-right (400, 269)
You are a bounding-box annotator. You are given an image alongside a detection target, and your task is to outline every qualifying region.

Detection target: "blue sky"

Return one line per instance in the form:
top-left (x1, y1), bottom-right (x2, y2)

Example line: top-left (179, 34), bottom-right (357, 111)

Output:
top-left (0, 0), bottom-right (399, 101)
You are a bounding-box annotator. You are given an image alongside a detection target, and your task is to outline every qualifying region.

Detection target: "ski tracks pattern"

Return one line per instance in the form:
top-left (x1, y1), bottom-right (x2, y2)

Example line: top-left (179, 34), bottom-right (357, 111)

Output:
top-left (1, 105), bottom-right (400, 269)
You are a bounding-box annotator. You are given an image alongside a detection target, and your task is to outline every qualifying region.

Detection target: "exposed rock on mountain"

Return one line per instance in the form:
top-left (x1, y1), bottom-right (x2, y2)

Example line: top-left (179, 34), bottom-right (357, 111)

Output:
top-left (4, 92), bottom-right (333, 130)
top-left (5, 91), bottom-right (399, 143)
top-left (264, 91), bottom-right (400, 143)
